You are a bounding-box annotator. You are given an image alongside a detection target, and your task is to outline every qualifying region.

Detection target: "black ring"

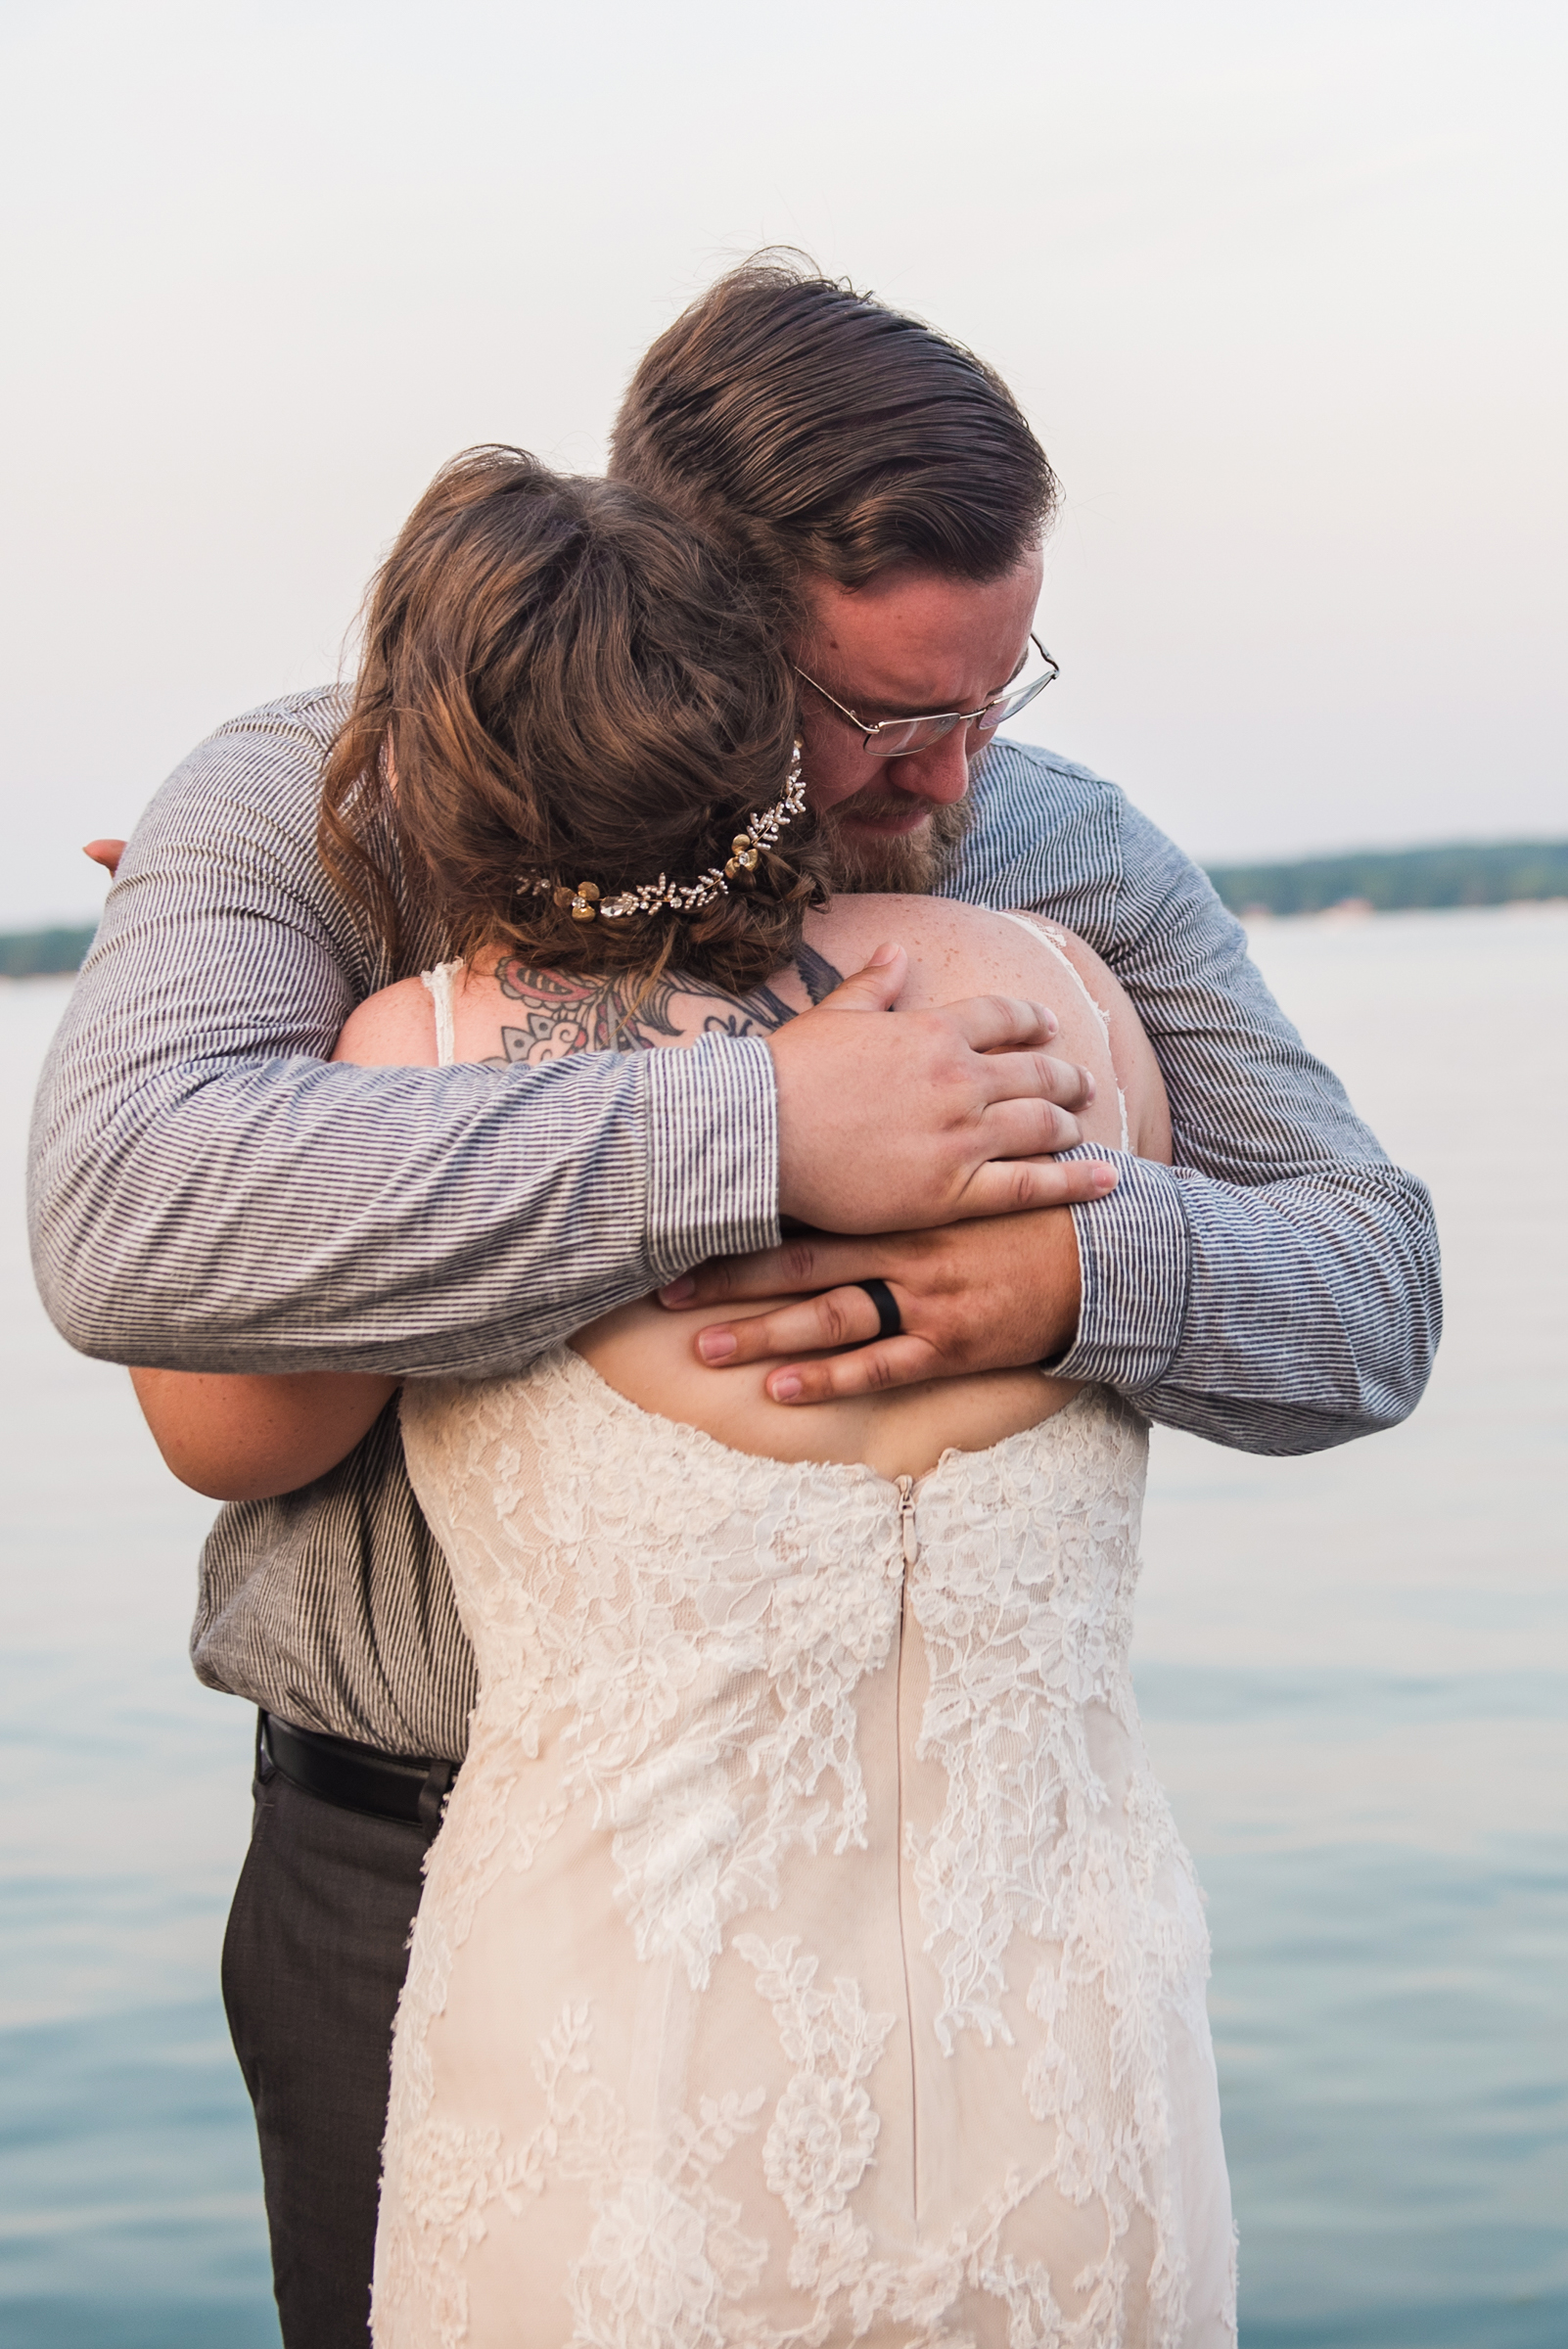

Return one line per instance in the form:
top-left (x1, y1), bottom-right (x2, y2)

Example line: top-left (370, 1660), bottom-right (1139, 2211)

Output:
top-left (854, 1277), bottom-right (902, 1342)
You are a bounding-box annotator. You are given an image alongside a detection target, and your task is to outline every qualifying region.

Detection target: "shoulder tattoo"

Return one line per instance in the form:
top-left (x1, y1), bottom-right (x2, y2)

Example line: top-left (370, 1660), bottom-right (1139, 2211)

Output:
top-left (486, 947), bottom-right (844, 1066)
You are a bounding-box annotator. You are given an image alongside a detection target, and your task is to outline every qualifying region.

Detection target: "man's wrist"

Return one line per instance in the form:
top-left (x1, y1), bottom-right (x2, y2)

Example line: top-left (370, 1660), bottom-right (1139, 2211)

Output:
top-left (644, 1035), bottom-right (781, 1283)
top-left (1052, 1149), bottom-right (1191, 1392)
top-left (1031, 1204), bottom-right (1084, 1369)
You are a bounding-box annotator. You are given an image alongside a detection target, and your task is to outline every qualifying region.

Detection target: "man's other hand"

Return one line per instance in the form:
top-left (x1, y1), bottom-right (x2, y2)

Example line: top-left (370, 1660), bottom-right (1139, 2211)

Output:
top-left (658, 1209), bottom-right (1090, 1403)
top-left (84, 839), bottom-right (126, 880)
top-left (767, 943), bottom-right (1116, 1232)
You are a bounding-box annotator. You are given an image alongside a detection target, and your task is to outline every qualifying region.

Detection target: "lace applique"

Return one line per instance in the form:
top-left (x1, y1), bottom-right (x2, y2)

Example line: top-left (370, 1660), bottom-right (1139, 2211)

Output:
top-left (568, 2095), bottom-right (770, 2348)
top-left (735, 1936), bottom-right (893, 2302)
top-left (378, 2004), bottom-right (629, 2349)
top-left (400, 1353), bottom-right (905, 1990)
top-left (377, 1358), bottom-right (1236, 2347)
top-left (907, 1397), bottom-right (1156, 2046)
top-left (905, 1399), bottom-right (1212, 2340)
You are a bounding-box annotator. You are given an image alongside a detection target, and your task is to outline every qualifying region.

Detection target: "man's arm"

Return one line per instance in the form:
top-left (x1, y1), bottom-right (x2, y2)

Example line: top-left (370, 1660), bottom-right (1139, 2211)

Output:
top-left (27, 693), bottom-right (729, 1373)
top-left (1053, 788), bottom-right (1440, 1448)
top-left (664, 751), bottom-right (1442, 1455)
top-left (29, 693), bottom-right (1105, 1377)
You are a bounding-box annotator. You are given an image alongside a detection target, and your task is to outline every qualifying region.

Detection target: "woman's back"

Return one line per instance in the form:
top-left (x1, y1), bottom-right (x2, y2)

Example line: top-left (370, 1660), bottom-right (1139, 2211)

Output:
top-left (335, 893), bottom-right (1171, 1482)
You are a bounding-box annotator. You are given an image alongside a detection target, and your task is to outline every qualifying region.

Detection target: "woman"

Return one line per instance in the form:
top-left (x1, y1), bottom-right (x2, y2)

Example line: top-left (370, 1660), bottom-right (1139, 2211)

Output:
top-left (133, 450), bottom-right (1235, 2345)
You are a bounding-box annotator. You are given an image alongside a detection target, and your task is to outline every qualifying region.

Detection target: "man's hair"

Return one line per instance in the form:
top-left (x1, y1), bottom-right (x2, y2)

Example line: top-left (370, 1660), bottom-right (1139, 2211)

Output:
top-left (318, 448), bottom-right (829, 990)
top-left (609, 253), bottom-right (1058, 597)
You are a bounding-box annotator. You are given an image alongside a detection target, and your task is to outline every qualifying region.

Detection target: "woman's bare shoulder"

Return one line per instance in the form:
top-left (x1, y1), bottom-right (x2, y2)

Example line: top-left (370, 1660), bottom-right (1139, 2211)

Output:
top-left (805, 894), bottom-right (1110, 1014)
top-left (331, 976), bottom-right (438, 1068)
top-left (804, 894), bottom-right (1040, 996)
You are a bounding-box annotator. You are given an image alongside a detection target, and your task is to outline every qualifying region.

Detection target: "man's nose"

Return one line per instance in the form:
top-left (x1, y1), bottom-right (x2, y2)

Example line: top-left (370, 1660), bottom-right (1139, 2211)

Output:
top-left (888, 724), bottom-right (972, 805)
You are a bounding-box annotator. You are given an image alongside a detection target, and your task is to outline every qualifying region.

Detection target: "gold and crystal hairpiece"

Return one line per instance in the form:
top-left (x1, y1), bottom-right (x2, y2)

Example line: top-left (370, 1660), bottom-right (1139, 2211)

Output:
top-left (518, 741), bottom-right (806, 924)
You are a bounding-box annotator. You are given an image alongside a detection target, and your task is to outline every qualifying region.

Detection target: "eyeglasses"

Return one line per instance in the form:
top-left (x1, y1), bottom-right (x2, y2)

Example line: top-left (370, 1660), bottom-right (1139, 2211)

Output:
top-left (794, 633), bottom-right (1059, 760)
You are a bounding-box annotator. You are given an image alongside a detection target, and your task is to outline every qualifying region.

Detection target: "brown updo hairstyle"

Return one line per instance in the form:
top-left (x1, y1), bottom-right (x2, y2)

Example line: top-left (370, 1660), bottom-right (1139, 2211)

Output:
top-left (318, 447), bottom-right (831, 994)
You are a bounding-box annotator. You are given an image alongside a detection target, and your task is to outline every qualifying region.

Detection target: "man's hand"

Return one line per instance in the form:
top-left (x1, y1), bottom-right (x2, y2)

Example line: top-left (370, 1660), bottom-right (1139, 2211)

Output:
top-left (658, 1209), bottom-right (1088, 1403)
top-left (768, 944), bottom-right (1116, 1232)
top-left (84, 839), bottom-right (126, 879)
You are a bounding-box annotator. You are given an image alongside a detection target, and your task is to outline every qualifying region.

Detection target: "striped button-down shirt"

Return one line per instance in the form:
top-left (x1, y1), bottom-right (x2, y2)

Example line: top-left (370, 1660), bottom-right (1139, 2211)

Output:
top-left (28, 687), bottom-right (1440, 1759)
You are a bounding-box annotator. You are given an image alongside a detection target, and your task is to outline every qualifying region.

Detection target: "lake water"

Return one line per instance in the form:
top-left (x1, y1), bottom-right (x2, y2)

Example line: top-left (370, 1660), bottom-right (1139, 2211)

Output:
top-left (2, 905), bottom-right (1564, 2346)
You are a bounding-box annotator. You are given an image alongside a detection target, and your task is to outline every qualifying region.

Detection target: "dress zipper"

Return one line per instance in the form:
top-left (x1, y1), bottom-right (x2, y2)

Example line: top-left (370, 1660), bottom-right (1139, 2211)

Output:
top-left (893, 1470), bottom-right (919, 2220)
top-left (895, 1474), bottom-right (919, 1566)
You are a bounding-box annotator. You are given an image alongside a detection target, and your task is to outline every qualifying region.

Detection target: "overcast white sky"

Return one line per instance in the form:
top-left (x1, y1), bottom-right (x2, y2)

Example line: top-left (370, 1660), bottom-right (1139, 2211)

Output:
top-left (2, 0), bottom-right (1563, 928)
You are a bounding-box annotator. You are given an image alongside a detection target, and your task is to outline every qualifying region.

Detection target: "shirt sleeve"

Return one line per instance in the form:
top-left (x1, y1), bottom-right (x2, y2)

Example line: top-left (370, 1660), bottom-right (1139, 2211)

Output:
top-left (1051, 793), bottom-right (1442, 1453)
top-left (27, 693), bottom-right (781, 1376)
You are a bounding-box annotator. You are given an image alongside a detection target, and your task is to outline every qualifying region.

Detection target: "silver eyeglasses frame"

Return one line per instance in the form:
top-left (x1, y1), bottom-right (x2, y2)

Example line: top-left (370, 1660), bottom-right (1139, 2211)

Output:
top-left (794, 633), bottom-right (1060, 760)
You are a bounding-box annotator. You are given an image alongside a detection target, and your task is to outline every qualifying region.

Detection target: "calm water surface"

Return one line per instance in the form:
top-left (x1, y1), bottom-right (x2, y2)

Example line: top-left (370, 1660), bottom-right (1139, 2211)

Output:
top-left (2, 905), bottom-right (1564, 2345)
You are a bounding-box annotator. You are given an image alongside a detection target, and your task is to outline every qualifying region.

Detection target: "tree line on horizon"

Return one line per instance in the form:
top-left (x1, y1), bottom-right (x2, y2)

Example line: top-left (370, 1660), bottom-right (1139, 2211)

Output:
top-left (1204, 839), bottom-right (1568, 919)
top-left (4, 839), bottom-right (1566, 977)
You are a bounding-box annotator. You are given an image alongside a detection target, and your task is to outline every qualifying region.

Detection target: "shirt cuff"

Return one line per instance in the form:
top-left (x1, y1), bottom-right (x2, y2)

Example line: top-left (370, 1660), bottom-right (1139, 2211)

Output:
top-left (1053, 1148), bottom-right (1192, 1396)
top-left (643, 1034), bottom-right (781, 1283)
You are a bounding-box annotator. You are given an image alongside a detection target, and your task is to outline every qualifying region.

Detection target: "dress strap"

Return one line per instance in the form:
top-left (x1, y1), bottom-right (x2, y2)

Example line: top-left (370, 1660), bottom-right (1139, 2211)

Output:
top-left (420, 959), bottom-right (464, 1067)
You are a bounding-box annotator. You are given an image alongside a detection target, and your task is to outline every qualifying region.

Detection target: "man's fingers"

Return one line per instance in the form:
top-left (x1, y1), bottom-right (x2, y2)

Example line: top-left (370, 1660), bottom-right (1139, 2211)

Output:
top-left (951, 1154), bottom-right (1118, 1219)
top-left (691, 1284), bottom-right (894, 1367)
top-left (83, 838), bottom-right (126, 879)
top-left (656, 1156), bottom-right (1119, 1322)
top-left (677, 1166), bottom-right (1117, 1368)
top-left (943, 991), bottom-right (1064, 1056)
top-left (969, 1091), bottom-right (1088, 1160)
top-left (675, 1207), bottom-right (1089, 1402)
top-left (970, 1045), bottom-right (1095, 1118)
top-left (766, 977), bottom-right (1096, 1230)
top-left (764, 1334), bottom-right (944, 1405)
top-left (659, 1234), bottom-right (887, 1313)
top-left (809, 943), bottom-right (911, 1016)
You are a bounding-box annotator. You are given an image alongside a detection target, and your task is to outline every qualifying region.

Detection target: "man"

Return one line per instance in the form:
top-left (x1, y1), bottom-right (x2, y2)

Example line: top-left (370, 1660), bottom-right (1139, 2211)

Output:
top-left (30, 258), bottom-right (1439, 2344)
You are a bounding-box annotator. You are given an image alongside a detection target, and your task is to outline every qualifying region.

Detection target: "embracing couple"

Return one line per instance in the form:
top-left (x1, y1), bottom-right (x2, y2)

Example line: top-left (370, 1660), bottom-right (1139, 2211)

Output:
top-left (30, 259), bottom-right (1439, 2348)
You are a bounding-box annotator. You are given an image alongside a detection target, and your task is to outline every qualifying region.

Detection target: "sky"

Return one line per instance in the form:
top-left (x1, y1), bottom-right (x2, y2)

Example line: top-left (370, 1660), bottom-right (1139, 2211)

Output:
top-left (1, 0), bottom-right (1563, 928)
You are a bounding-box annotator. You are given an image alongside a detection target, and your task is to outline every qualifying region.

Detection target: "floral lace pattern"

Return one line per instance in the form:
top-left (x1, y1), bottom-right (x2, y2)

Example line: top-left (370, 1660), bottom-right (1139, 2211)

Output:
top-left (374, 1350), bottom-right (1236, 2346)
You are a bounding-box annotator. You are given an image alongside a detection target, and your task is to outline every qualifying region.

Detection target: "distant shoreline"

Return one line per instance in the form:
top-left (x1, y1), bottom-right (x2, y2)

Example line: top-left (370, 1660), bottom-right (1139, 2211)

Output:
top-left (5, 839), bottom-right (1567, 976)
top-left (1204, 839), bottom-right (1568, 920)
top-left (1, 924), bottom-right (104, 979)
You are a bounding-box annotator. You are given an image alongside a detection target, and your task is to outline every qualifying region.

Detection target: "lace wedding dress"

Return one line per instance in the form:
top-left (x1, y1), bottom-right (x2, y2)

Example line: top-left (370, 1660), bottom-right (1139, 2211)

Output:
top-left (373, 1345), bottom-right (1236, 2347)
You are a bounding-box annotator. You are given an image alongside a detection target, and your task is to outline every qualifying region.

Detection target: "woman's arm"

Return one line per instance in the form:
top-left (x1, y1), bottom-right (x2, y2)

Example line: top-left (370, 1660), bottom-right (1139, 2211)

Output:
top-left (129, 1367), bottom-right (399, 1500)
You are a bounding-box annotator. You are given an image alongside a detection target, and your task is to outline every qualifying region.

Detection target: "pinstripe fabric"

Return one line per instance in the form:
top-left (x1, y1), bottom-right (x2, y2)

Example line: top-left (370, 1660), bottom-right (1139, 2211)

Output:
top-left (27, 692), bottom-right (1439, 1758)
top-left (948, 742), bottom-right (1441, 1450)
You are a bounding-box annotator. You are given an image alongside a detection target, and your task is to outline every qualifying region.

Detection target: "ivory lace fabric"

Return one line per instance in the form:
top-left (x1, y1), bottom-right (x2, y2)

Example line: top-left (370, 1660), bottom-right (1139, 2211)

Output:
top-left (375, 1348), bottom-right (1236, 2346)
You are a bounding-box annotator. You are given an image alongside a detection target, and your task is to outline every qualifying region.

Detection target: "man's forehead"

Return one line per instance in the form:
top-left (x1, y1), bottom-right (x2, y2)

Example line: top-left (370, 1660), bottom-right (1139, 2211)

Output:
top-left (799, 554), bottom-right (1042, 710)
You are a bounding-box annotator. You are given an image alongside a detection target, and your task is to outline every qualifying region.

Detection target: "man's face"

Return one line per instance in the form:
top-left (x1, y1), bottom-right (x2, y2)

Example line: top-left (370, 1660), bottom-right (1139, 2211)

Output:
top-left (794, 548), bottom-right (1044, 892)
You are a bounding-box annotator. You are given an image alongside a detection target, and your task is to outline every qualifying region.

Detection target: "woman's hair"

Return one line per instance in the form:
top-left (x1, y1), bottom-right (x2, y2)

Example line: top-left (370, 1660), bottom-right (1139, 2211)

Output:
top-left (609, 252), bottom-right (1058, 602)
top-left (319, 448), bottom-right (831, 992)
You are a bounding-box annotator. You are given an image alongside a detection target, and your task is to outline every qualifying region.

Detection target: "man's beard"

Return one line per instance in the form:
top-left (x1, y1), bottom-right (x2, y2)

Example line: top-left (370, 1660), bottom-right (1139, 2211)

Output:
top-left (814, 790), bottom-right (975, 895)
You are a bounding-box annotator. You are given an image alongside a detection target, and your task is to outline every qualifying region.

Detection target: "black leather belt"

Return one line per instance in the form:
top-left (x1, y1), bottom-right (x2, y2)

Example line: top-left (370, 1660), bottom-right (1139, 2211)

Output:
top-left (259, 1711), bottom-right (459, 1830)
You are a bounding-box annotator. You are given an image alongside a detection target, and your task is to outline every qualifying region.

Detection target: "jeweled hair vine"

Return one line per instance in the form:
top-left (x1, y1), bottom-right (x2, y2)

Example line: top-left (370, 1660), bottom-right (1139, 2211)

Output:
top-left (518, 742), bottom-right (806, 926)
